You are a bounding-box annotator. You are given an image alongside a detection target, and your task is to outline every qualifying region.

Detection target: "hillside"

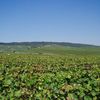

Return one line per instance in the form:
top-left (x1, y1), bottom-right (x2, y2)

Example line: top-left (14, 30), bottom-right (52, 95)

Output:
top-left (0, 42), bottom-right (99, 47)
top-left (0, 42), bottom-right (100, 55)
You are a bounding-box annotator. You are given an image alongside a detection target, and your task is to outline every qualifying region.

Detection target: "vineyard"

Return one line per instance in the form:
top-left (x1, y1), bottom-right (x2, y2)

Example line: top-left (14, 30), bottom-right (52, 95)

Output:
top-left (0, 53), bottom-right (100, 100)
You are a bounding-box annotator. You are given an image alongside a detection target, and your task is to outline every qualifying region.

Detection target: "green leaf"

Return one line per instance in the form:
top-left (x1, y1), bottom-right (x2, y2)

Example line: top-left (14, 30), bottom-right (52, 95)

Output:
top-left (91, 91), bottom-right (96, 96)
top-left (4, 79), bottom-right (12, 86)
top-left (15, 90), bottom-right (21, 97)
top-left (84, 96), bottom-right (92, 100)
top-left (68, 93), bottom-right (78, 100)
top-left (93, 96), bottom-right (97, 100)
top-left (0, 76), bottom-right (3, 80)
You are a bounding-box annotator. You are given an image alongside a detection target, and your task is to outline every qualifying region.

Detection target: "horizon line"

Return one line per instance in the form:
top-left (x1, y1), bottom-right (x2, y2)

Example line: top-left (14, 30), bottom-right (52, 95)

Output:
top-left (0, 41), bottom-right (99, 46)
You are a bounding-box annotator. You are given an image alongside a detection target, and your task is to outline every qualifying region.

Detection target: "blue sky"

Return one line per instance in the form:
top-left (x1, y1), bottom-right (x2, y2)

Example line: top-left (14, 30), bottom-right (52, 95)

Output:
top-left (0, 0), bottom-right (100, 45)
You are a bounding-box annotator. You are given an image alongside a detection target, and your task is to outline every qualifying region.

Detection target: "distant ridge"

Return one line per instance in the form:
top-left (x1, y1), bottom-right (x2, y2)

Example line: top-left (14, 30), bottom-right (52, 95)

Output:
top-left (0, 42), bottom-right (99, 47)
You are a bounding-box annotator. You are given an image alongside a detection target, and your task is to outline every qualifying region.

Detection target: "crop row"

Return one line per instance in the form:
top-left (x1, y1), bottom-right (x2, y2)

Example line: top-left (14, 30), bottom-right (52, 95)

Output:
top-left (0, 54), bottom-right (100, 100)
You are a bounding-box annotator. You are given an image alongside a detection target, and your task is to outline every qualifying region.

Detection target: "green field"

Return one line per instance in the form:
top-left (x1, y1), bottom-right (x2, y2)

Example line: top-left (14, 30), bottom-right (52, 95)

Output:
top-left (0, 42), bottom-right (100, 99)
top-left (0, 42), bottom-right (100, 55)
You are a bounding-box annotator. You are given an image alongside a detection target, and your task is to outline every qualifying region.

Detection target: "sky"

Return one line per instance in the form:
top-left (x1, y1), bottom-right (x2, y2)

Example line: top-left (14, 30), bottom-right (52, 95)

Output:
top-left (0, 0), bottom-right (100, 45)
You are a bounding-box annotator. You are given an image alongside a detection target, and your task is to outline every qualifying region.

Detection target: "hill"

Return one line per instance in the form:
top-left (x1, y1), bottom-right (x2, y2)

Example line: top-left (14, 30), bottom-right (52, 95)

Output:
top-left (0, 42), bottom-right (99, 47)
top-left (0, 42), bottom-right (100, 55)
